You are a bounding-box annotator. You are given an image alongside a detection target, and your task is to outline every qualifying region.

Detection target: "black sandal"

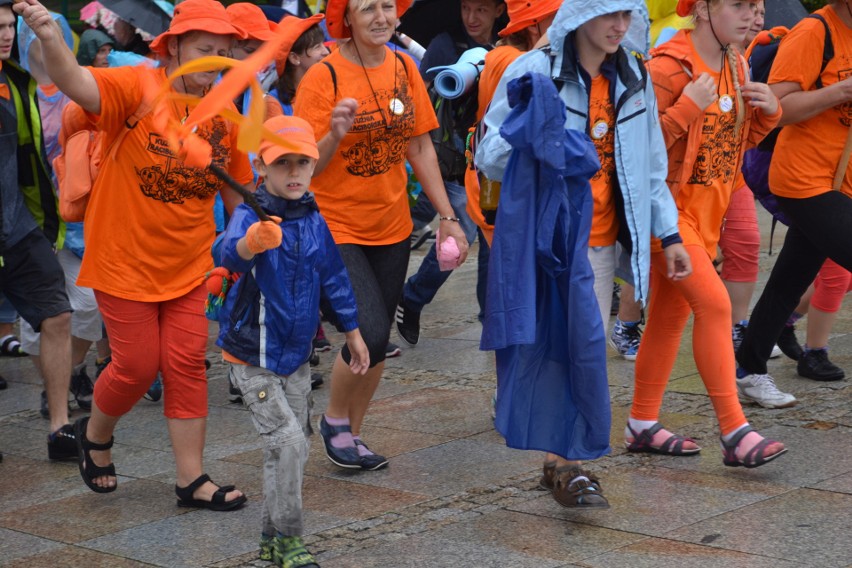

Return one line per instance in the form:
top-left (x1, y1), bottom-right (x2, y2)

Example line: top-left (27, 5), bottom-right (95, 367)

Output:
top-left (73, 416), bottom-right (117, 493)
top-left (175, 473), bottom-right (247, 511)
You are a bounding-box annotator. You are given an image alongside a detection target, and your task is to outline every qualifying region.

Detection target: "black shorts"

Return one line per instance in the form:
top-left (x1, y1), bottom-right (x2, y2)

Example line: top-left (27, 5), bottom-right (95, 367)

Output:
top-left (0, 229), bottom-right (71, 332)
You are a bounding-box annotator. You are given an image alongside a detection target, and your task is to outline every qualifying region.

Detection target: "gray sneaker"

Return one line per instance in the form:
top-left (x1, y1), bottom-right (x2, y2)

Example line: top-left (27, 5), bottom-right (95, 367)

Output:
top-left (736, 373), bottom-right (797, 409)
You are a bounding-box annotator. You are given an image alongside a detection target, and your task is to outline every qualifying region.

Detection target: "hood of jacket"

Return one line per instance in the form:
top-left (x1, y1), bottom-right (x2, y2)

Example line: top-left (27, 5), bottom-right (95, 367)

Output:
top-left (255, 186), bottom-right (319, 220)
top-left (548, 0), bottom-right (651, 57)
top-left (76, 29), bottom-right (114, 66)
top-left (649, 28), bottom-right (694, 72)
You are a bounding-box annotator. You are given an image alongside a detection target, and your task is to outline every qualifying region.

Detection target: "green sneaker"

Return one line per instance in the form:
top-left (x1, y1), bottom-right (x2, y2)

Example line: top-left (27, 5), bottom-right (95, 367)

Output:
top-left (273, 535), bottom-right (318, 568)
top-left (259, 534), bottom-right (275, 562)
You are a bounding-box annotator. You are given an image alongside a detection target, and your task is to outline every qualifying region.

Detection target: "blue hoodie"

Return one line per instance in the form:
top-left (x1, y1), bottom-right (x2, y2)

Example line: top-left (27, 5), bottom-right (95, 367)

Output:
top-left (217, 188), bottom-right (359, 376)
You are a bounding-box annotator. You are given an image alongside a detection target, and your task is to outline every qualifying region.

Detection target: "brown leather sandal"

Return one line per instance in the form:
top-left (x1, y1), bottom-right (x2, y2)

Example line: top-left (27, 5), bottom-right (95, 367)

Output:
top-left (551, 466), bottom-right (610, 509)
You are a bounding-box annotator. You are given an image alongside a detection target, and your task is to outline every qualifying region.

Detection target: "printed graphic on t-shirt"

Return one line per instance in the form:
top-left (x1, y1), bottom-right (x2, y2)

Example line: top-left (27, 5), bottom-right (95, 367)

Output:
top-left (589, 97), bottom-right (615, 188)
top-left (688, 104), bottom-right (738, 186)
top-left (136, 118), bottom-right (230, 203)
top-left (342, 66), bottom-right (416, 177)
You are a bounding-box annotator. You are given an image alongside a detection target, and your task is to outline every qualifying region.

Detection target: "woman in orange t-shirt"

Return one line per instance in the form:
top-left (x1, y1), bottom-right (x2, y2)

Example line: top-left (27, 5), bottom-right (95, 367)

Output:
top-left (629, 0), bottom-right (789, 469)
top-left (20, 0), bottom-right (250, 508)
top-left (294, 0), bottom-right (468, 471)
top-left (737, 0), bottom-right (852, 385)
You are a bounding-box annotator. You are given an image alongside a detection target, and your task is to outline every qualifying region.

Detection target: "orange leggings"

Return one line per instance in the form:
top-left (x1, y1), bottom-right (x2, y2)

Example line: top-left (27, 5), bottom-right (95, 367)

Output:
top-left (632, 246), bottom-right (747, 436)
top-left (93, 285), bottom-right (209, 419)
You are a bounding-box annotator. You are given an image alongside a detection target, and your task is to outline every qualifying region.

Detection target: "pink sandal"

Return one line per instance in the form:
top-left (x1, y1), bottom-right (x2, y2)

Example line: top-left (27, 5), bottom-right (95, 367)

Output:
top-left (721, 426), bottom-right (787, 468)
top-left (626, 422), bottom-right (701, 456)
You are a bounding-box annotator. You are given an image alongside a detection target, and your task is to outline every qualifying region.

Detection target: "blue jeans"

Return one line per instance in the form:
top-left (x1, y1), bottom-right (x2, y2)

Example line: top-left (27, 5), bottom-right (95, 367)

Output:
top-left (403, 180), bottom-right (485, 317)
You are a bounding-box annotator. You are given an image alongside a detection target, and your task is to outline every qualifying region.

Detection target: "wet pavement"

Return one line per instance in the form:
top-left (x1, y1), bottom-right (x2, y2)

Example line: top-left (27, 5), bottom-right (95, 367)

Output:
top-left (1, 207), bottom-right (851, 568)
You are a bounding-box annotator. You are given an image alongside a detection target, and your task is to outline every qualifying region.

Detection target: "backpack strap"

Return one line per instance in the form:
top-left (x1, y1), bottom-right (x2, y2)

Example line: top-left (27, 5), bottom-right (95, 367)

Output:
top-left (807, 13), bottom-right (834, 89)
top-left (322, 60), bottom-right (338, 99)
top-left (105, 73), bottom-right (155, 161)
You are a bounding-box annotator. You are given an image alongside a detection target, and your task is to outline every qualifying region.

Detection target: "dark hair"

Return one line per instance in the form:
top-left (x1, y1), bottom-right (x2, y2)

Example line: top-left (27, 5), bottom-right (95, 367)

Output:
top-left (276, 24), bottom-right (325, 104)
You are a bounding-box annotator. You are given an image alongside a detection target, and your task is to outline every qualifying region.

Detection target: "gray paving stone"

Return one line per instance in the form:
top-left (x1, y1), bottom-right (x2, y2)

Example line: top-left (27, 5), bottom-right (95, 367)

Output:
top-left (321, 531), bottom-right (565, 568)
top-left (0, 527), bottom-right (64, 564)
top-left (664, 489), bottom-right (852, 568)
top-left (578, 538), bottom-right (803, 568)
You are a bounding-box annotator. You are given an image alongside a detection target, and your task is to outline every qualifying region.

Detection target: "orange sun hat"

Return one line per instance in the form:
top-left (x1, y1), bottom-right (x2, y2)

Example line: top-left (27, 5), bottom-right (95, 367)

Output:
top-left (325, 0), bottom-right (413, 40)
top-left (226, 3), bottom-right (279, 43)
top-left (149, 0), bottom-right (248, 56)
top-left (274, 14), bottom-right (325, 76)
top-left (499, 0), bottom-right (562, 38)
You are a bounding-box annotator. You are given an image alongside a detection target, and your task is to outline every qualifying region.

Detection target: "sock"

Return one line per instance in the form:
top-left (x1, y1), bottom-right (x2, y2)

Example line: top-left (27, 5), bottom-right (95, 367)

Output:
top-left (616, 318), bottom-right (639, 329)
top-left (786, 312), bottom-right (803, 327)
top-left (352, 435), bottom-right (375, 456)
top-left (73, 361), bottom-right (86, 375)
top-left (803, 344), bottom-right (826, 354)
top-left (626, 418), bottom-right (658, 440)
top-left (325, 415), bottom-right (354, 449)
top-left (736, 367), bottom-right (748, 379)
top-left (722, 423), bottom-right (749, 443)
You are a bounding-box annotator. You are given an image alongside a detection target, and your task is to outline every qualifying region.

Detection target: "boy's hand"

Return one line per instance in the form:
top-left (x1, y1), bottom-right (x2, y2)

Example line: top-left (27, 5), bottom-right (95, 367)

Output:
top-left (245, 217), bottom-right (282, 254)
top-left (330, 98), bottom-right (357, 141)
top-left (345, 329), bottom-right (370, 375)
top-left (682, 73), bottom-right (718, 111)
top-left (663, 243), bottom-right (692, 281)
top-left (740, 82), bottom-right (779, 115)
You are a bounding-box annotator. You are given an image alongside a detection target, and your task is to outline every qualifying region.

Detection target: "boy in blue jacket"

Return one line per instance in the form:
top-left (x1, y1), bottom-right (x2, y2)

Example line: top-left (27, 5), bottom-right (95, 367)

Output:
top-left (217, 115), bottom-right (369, 568)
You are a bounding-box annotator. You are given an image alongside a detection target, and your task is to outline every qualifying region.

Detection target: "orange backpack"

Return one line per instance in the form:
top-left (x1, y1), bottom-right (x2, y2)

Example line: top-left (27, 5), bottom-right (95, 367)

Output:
top-left (53, 100), bottom-right (150, 222)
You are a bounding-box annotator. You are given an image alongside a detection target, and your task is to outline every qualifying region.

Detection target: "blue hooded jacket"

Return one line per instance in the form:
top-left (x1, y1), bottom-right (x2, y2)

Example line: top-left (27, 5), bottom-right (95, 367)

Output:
top-left (476, 0), bottom-right (680, 305)
top-left (216, 188), bottom-right (359, 376)
top-left (482, 72), bottom-right (611, 461)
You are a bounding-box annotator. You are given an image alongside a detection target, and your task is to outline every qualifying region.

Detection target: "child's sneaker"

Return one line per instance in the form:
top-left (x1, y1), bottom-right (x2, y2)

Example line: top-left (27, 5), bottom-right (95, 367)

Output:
top-left (609, 318), bottom-right (642, 361)
top-left (312, 324), bottom-right (331, 352)
top-left (259, 534), bottom-right (275, 561)
top-left (144, 375), bottom-right (163, 402)
top-left (273, 535), bottom-right (319, 568)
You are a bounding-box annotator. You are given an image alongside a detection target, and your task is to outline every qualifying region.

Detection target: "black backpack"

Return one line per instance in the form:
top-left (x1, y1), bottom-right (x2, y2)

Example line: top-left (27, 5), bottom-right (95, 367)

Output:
top-left (427, 30), bottom-right (489, 183)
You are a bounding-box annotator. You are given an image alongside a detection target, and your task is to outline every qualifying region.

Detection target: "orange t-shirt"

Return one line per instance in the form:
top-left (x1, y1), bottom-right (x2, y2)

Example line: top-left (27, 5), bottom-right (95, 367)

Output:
top-left (76, 65), bottom-right (253, 302)
top-left (769, 6), bottom-right (852, 199)
top-left (587, 74), bottom-right (619, 247)
top-left (673, 44), bottom-right (742, 258)
top-left (294, 48), bottom-right (438, 245)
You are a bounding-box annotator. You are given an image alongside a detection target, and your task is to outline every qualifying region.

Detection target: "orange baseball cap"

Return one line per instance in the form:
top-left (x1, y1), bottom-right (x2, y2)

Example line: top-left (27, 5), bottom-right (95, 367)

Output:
top-left (499, 0), bottom-right (562, 38)
top-left (274, 14), bottom-right (325, 76)
top-left (259, 115), bottom-right (319, 162)
top-left (149, 0), bottom-right (248, 56)
top-left (325, 0), bottom-right (413, 40)
top-left (226, 3), bottom-right (278, 43)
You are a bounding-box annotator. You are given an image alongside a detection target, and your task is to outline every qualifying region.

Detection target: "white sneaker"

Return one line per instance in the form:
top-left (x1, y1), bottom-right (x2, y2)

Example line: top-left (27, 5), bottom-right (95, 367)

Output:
top-left (736, 373), bottom-right (797, 409)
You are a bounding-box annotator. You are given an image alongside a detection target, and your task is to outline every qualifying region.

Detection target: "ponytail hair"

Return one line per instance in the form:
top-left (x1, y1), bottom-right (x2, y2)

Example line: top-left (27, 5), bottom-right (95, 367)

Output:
top-left (726, 47), bottom-right (745, 141)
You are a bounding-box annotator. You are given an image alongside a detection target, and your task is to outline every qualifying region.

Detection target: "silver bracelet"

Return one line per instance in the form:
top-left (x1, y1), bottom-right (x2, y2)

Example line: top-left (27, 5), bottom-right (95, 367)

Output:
top-left (439, 216), bottom-right (460, 222)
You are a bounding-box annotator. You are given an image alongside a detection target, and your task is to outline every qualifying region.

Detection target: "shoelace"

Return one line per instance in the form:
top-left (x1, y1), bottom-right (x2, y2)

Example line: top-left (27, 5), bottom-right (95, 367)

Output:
top-left (622, 324), bottom-right (642, 348)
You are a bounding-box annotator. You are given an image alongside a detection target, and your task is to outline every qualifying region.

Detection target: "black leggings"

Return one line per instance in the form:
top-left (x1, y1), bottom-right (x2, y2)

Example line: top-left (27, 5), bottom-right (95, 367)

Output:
top-left (737, 191), bottom-right (852, 374)
top-left (330, 239), bottom-right (410, 368)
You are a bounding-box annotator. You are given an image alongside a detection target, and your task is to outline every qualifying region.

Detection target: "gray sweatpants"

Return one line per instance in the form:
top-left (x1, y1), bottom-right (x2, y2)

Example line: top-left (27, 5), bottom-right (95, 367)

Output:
top-left (229, 362), bottom-right (313, 536)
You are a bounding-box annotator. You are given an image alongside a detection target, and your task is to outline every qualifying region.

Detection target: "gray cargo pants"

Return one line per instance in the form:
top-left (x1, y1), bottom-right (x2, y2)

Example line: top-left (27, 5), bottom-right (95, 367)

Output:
top-left (229, 362), bottom-right (312, 536)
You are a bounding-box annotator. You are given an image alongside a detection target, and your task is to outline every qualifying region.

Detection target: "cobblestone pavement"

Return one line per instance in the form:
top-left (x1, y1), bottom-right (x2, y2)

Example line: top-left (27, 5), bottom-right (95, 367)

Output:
top-left (1, 209), bottom-right (851, 568)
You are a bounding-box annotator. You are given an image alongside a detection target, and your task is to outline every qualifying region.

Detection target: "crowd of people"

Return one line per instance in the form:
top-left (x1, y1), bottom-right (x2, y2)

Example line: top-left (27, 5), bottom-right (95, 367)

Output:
top-left (1, 0), bottom-right (850, 566)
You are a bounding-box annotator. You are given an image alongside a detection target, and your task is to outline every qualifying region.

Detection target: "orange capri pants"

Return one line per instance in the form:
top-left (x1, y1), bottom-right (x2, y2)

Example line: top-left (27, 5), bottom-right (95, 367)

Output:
top-left (718, 185), bottom-right (760, 283)
top-left (93, 285), bottom-right (209, 419)
top-left (812, 258), bottom-right (852, 314)
top-left (632, 246), bottom-right (747, 436)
